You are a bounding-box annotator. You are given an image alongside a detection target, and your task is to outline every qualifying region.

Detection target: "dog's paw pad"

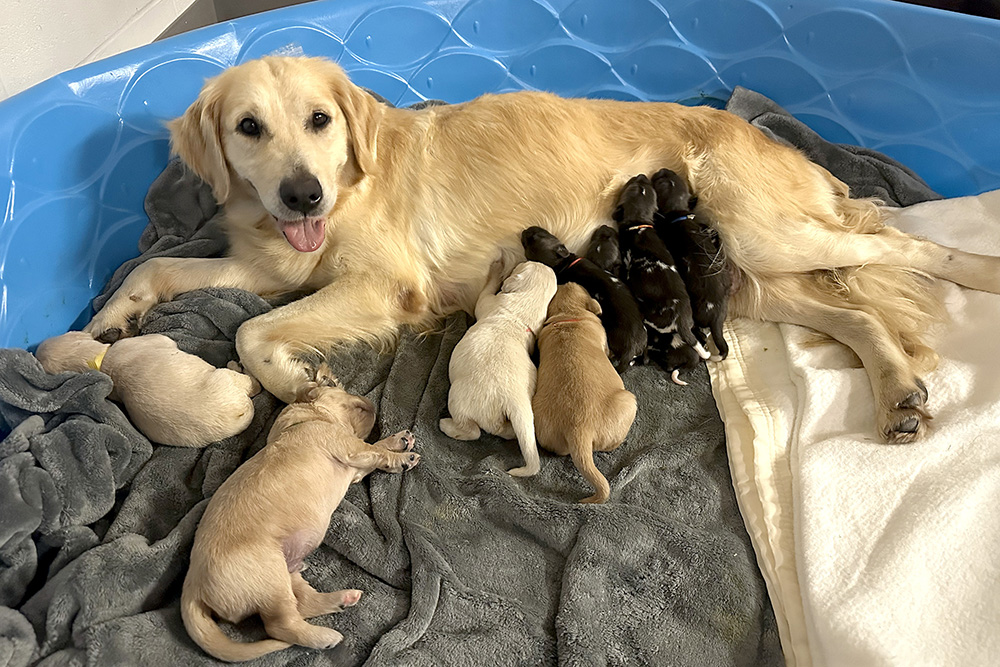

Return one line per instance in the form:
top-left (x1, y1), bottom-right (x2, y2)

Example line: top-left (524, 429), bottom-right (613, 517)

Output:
top-left (341, 590), bottom-right (362, 607)
top-left (882, 407), bottom-right (930, 444)
top-left (400, 431), bottom-right (416, 450)
top-left (404, 452), bottom-right (420, 469)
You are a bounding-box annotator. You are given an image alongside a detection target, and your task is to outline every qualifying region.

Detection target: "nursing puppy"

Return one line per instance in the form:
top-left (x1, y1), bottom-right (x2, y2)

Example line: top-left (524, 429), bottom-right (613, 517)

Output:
top-left (440, 260), bottom-right (557, 477)
top-left (521, 226), bottom-right (646, 370)
top-left (181, 384), bottom-right (419, 662)
top-left (614, 175), bottom-right (710, 386)
top-left (651, 168), bottom-right (731, 361)
top-left (585, 224), bottom-right (622, 276)
top-left (533, 283), bottom-right (637, 503)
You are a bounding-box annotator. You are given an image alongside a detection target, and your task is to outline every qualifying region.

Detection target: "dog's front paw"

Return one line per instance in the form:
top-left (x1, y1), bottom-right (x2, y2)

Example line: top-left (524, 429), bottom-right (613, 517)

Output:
top-left (402, 451), bottom-right (420, 470)
top-left (880, 378), bottom-right (931, 444)
top-left (84, 302), bottom-right (146, 343)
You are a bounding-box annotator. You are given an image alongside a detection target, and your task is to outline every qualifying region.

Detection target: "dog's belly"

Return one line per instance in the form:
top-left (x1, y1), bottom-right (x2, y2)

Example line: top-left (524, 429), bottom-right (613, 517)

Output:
top-left (281, 530), bottom-right (322, 573)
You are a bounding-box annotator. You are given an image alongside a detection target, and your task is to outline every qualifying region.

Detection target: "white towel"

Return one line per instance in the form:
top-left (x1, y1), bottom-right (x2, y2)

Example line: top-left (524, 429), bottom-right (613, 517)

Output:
top-left (710, 190), bottom-right (1000, 667)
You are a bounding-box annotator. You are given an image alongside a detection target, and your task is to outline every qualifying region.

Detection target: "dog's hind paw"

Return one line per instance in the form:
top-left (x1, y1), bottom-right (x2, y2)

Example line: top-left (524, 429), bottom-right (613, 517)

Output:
top-left (881, 378), bottom-right (931, 444)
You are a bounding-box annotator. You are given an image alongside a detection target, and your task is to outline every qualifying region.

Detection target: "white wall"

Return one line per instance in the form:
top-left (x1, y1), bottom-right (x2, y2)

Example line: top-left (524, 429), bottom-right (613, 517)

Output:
top-left (0, 0), bottom-right (198, 100)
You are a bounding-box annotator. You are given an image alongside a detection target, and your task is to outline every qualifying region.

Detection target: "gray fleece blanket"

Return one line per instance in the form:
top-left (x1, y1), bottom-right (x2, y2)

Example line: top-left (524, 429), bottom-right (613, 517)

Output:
top-left (0, 89), bottom-right (939, 667)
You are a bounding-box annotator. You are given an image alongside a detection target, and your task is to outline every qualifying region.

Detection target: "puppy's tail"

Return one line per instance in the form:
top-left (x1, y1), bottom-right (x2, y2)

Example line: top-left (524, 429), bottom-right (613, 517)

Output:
top-left (506, 401), bottom-right (541, 477)
top-left (568, 430), bottom-right (610, 504)
top-left (181, 583), bottom-right (289, 662)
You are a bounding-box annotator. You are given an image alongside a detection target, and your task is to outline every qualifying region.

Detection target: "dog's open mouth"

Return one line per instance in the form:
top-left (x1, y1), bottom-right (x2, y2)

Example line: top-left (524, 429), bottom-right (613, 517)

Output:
top-left (280, 217), bottom-right (325, 252)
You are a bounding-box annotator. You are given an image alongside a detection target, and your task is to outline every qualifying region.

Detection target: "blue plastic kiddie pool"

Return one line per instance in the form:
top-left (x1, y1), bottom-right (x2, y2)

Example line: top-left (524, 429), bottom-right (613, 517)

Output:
top-left (0, 0), bottom-right (998, 349)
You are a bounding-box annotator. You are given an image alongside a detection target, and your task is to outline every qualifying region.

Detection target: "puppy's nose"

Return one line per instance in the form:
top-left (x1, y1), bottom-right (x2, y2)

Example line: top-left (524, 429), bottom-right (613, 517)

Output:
top-left (279, 173), bottom-right (323, 214)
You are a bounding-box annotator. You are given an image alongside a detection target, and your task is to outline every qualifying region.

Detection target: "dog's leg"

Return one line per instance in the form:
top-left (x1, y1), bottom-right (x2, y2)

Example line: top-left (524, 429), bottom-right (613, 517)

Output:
top-left (439, 417), bottom-right (482, 440)
top-left (237, 275), bottom-right (425, 403)
top-left (743, 275), bottom-right (930, 443)
top-left (260, 594), bottom-right (345, 650)
top-left (86, 257), bottom-right (290, 343)
top-left (771, 226), bottom-right (1000, 293)
top-left (290, 572), bottom-right (362, 619)
top-left (370, 430), bottom-right (415, 452)
top-left (337, 448), bottom-right (420, 473)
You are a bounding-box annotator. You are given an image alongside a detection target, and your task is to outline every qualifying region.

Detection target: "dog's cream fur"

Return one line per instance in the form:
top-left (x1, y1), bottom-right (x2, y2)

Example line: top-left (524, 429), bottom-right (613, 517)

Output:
top-left (35, 331), bottom-right (258, 447)
top-left (532, 283), bottom-right (638, 503)
top-left (181, 385), bottom-right (419, 662)
top-left (86, 55), bottom-right (1000, 442)
top-left (439, 260), bottom-right (557, 476)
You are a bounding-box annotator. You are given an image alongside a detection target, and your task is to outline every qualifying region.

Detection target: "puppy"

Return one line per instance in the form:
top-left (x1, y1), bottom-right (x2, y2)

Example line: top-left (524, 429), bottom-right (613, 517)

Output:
top-left (35, 331), bottom-right (259, 447)
top-left (651, 168), bottom-right (731, 361)
top-left (181, 384), bottom-right (419, 662)
top-left (585, 224), bottom-right (622, 276)
top-left (532, 283), bottom-right (637, 503)
top-left (521, 226), bottom-right (647, 370)
top-left (440, 260), bottom-right (557, 477)
top-left (614, 175), bottom-right (710, 386)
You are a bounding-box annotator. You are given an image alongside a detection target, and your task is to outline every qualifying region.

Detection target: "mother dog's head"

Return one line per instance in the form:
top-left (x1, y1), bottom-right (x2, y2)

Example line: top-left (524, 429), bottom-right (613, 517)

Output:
top-left (169, 56), bottom-right (382, 252)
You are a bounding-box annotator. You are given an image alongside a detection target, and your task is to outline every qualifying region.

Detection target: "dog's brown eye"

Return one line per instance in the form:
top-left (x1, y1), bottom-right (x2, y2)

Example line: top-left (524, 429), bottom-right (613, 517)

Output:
top-left (237, 117), bottom-right (260, 137)
top-left (312, 112), bottom-right (330, 129)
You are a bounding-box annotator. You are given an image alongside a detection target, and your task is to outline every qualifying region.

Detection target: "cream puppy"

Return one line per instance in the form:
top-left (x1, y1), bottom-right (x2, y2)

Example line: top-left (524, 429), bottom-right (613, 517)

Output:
top-left (440, 261), bottom-right (557, 477)
top-left (35, 331), bottom-right (259, 447)
top-left (182, 384), bottom-right (419, 662)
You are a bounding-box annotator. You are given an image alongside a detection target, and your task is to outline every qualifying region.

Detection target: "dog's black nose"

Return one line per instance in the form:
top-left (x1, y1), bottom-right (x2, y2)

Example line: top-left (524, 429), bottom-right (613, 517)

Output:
top-left (279, 173), bottom-right (323, 214)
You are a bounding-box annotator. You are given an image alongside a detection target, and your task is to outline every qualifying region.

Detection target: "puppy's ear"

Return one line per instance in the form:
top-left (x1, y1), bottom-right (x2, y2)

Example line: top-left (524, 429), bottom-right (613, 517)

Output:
top-left (688, 194), bottom-right (699, 210)
top-left (328, 63), bottom-right (383, 176)
top-left (168, 79), bottom-right (230, 203)
top-left (612, 204), bottom-right (624, 222)
top-left (587, 297), bottom-right (603, 316)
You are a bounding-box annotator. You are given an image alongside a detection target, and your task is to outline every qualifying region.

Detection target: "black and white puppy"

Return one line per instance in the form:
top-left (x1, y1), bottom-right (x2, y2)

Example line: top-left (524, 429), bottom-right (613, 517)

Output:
top-left (614, 174), bottom-right (710, 385)
top-left (584, 225), bottom-right (622, 276)
top-left (521, 226), bottom-right (646, 371)
top-left (651, 168), bottom-right (731, 361)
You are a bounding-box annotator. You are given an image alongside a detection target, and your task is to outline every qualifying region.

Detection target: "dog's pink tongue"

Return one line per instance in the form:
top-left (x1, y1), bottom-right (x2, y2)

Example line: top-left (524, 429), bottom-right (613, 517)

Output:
top-left (281, 218), bottom-right (325, 252)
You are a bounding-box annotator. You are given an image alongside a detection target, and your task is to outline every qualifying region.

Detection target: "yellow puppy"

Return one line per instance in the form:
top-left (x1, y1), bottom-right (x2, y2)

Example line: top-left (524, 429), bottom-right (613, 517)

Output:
top-left (532, 283), bottom-right (637, 503)
top-left (181, 385), bottom-right (419, 662)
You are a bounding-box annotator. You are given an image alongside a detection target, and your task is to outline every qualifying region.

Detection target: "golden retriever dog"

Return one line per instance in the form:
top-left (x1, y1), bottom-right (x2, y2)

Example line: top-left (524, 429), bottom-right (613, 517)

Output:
top-left (85, 55), bottom-right (1000, 443)
top-left (181, 384), bottom-right (419, 662)
top-left (439, 259), bottom-right (557, 477)
top-left (532, 283), bottom-right (637, 503)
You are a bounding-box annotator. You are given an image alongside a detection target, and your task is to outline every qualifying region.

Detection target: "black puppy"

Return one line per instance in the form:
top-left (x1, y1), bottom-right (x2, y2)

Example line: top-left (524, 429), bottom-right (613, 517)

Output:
top-left (614, 174), bottom-right (710, 385)
top-left (521, 226), bottom-right (646, 370)
top-left (651, 168), bottom-right (731, 361)
top-left (584, 225), bottom-right (622, 276)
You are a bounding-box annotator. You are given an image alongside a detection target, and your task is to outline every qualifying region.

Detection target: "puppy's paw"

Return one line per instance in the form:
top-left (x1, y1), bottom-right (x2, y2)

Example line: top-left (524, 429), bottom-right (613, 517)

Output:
top-left (387, 430), bottom-right (415, 452)
top-left (308, 628), bottom-right (344, 650)
top-left (402, 452), bottom-right (420, 470)
top-left (880, 378), bottom-right (931, 444)
top-left (337, 589), bottom-right (363, 609)
top-left (507, 464), bottom-right (540, 477)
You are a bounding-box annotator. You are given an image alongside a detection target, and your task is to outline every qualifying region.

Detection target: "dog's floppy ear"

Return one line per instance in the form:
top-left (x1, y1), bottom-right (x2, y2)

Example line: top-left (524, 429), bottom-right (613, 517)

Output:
top-left (296, 384), bottom-right (322, 403)
top-left (168, 80), bottom-right (230, 203)
top-left (328, 65), bottom-right (383, 176)
top-left (612, 204), bottom-right (624, 222)
top-left (688, 194), bottom-right (699, 210)
top-left (587, 297), bottom-right (603, 316)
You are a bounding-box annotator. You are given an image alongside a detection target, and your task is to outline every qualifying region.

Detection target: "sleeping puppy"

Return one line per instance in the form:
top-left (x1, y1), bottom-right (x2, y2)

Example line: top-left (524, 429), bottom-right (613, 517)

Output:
top-left (440, 260), bottom-right (557, 477)
top-left (585, 224), bottom-right (622, 276)
top-left (532, 283), bottom-right (637, 503)
top-left (181, 384), bottom-right (419, 662)
top-left (614, 175), bottom-right (710, 386)
top-left (521, 226), bottom-right (647, 370)
top-left (651, 168), bottom-right (731, 361)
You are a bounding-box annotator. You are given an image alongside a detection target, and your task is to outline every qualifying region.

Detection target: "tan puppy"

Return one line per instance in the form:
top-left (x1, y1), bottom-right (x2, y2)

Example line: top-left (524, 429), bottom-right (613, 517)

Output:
top-left (440, 260), bottom-right (557, 477)
top-left (532, 283), bottom-right (637, 503)
top-left (181, 385), bottom-right (419, 662)
top-left (86, 55), bottom-right (1000, 442)
top-left (35, 331), bottom-right (258, 447)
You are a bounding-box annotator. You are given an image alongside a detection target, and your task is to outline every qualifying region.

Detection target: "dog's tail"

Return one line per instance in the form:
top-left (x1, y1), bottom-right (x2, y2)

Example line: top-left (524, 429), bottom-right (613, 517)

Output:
top-left (181, 582), bottom-right (289, 662)
top-left (568, 430), bottom-right (610, 504)
top-left (505, 400), bottom-right (541, 477)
